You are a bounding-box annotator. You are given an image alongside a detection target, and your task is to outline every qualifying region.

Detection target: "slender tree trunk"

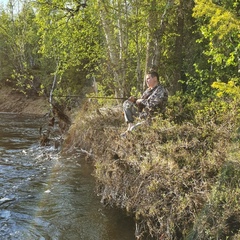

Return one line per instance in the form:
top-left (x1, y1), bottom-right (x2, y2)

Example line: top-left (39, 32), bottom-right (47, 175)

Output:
top-left (97, 0), bottom-right (127, 98)
top-left (144, 0), bottom-right (174, 89)
top-left (144, 0), bottom-right (156, 88)
top-left (172, 0), bottom-right (184, 93)
top-left (49, 60), bottom-right (59, 105)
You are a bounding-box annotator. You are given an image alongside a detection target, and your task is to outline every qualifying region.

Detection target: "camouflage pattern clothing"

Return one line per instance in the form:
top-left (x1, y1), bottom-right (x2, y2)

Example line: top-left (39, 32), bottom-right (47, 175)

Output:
top-left (123, 84), bottom-right (168, 123)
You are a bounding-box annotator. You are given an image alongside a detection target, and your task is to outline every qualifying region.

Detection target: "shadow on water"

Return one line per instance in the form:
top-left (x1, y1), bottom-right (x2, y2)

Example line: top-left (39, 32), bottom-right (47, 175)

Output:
top-left (0, 113), bottom-right (135, 240)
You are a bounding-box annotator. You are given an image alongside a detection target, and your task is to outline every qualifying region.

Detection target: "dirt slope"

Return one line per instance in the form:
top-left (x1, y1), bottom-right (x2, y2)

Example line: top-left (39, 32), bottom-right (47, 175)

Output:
top-left (0, 86), bottom-right (49, 115)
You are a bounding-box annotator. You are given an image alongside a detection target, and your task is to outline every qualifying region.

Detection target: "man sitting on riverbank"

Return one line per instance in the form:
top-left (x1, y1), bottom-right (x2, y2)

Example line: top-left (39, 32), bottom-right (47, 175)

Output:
top-left (121, 70), bottom-right (168, 135)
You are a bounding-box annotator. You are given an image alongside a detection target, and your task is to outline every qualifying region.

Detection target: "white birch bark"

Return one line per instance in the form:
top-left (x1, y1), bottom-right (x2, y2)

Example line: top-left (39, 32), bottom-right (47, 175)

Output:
top-left (97, 0), bottom-right (127, 98)
top-left (144, 0), bottom-right (174, 88)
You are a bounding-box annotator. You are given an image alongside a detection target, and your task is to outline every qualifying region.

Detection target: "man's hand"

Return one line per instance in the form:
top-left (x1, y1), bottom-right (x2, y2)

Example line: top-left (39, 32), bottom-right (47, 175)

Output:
top-left (128, 96), bottom-right (137, 103)
top-left (136, 99), bottom-right (145, 112)
top-left (136, 99), bottom-right (143, 105)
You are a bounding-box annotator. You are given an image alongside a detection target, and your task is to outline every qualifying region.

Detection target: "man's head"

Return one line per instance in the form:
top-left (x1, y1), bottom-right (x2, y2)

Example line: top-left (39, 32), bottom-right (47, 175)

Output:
top-left (146, 71), bottom-right (159, 88)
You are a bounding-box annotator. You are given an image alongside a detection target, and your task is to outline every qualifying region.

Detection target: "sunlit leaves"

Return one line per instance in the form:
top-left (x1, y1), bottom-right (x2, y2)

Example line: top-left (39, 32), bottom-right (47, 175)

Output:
top-left (212, 80), bottom-right (240, 99)
top-left (193, 0), bottom-right (240, 70)
top-left (0, 1), bottom-right (42, 92)
top-left (35, 0), bottom-right (101, 71)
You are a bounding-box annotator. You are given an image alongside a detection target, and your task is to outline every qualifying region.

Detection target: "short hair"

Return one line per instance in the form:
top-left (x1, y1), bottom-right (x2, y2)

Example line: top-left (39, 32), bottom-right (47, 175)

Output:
top-left (147, 70), bottom-right (159, 82)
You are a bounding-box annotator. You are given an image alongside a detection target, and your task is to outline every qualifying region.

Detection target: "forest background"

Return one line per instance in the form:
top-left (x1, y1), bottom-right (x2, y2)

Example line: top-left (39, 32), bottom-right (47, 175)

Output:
top-left (0, 0), bottom-right (240, 239)
top-left (0, 0), bottom-right (239, 100)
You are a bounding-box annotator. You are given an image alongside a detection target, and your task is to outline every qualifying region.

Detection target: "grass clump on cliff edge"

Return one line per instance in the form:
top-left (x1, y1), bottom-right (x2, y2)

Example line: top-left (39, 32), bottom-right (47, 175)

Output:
top-left (63, 93), bottom-right (240, 240)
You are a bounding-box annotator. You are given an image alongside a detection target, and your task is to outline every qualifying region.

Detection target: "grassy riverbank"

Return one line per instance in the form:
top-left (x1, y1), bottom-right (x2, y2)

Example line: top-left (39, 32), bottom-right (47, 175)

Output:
top-left (63, 95), bottom-right (240, 239)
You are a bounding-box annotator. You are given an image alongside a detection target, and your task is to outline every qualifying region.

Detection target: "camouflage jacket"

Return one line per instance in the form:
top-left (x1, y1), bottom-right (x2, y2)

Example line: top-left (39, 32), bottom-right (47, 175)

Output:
top-left (140, 84), bottom-right (168, 114)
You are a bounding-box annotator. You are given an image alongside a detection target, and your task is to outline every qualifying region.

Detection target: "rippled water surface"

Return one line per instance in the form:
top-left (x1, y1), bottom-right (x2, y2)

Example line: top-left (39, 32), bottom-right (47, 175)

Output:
top-left (0, 113), bottom-right (135, 240)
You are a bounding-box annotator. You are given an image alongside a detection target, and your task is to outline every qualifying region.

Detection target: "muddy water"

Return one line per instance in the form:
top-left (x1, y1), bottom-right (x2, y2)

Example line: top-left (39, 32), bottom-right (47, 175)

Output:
top-left (0, 113), bottom-right (135, 240)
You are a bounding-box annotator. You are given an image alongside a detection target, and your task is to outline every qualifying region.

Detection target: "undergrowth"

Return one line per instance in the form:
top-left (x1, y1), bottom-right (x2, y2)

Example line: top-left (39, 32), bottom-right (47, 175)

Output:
top-left (63, 95), bottom-right (240, 240)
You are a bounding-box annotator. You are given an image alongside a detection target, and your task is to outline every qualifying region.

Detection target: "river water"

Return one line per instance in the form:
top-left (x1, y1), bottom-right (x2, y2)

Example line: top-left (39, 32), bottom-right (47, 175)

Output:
top-left (0, 113), bottom-right (135, 240)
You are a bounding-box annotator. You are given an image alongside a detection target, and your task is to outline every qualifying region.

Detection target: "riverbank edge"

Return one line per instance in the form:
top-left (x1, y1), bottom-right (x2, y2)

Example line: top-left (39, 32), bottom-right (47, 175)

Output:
top-left (62, 100), bottom-right (240, 240)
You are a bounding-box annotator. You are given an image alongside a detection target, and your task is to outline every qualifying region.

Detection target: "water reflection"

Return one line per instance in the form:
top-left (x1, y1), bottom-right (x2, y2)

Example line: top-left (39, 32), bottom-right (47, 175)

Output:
top-left (0, 113), bottom-right (135, 240)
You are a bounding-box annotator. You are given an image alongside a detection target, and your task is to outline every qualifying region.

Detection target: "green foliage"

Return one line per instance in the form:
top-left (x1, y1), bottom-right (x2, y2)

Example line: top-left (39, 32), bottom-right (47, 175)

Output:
top-left (11, 69), bottom-right (35, 95)
top-left (182, 62), bottom-right (214, 98)
top-left (130, 86), bottom-right (141, 98)
top-left (211, 80), bottom-right (240, 128)
top-left (35, 0), bottom-right (102, 69)
top-left (0, 0), bottom-right (239, 102)
top-left (212, 80), bottom-right (240, 99)
top-left (166, 93), bottom-right (197, 123)
top-left (0, 10), bottom-right (14, 82)
top-left (192, 0), bottom-right (240, 87)
top-left (0, 1), bottom-right (48, 94)
top-left (86, 82), bottom-right (116, 106)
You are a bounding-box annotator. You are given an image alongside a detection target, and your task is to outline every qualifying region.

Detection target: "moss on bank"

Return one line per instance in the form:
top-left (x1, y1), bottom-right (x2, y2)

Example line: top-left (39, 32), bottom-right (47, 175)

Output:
top-left (63, 97), bottom-right (240, 240)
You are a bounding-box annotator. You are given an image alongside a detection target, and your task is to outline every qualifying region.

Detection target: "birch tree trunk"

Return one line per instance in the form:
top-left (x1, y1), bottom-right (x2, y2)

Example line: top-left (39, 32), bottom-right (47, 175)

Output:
top-left (49, 60), bottom-right (59, 105)
top-left (97, 0), bottom-right (127, 98)
top-left (144, 0), bottom-right (174, 88)
top-left (144, 0), bottom-right (157, 89)
top-left (172, 0), bottom-right (184, 92)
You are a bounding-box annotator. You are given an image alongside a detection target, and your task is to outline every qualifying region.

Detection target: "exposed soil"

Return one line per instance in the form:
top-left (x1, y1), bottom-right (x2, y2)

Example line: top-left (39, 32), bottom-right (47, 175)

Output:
top-left (0, 86), bottom-right (49, 115)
